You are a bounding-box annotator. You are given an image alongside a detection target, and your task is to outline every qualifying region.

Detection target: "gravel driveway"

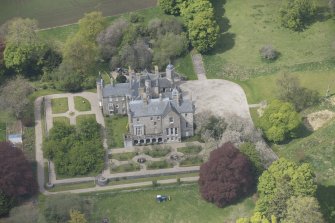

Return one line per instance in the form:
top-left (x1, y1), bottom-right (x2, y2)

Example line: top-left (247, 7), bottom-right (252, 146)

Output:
top-left (180, 79), bottom-right (252, 123)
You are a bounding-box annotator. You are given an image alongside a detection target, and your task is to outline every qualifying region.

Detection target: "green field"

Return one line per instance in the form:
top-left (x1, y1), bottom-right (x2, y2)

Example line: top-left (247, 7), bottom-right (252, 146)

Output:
top-left (51, 97), bottom-right (69, 114)
top-left (239, 69), bottom-right (335, 104)
top-left (105, 116), bottom-right (128, 148)
top-left (89, 184), bottom-right (255, 223)
top-left (175, 53), bottom-right (197, 80)
top-left (0, 0), bottom-right (157, 28)
top-left (204, 0), bottom-right (335, 80)
top-left (74, 96), bottom-right (91, 112)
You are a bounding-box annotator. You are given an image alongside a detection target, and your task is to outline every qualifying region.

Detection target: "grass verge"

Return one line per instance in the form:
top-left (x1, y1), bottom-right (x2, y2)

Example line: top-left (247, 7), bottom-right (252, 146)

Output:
top-left (48, 181), bottom-right (96, 192)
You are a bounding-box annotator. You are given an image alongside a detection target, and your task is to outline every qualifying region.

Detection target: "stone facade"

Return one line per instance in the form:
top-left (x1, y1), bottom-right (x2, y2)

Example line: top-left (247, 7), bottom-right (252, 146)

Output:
top-left (97, 65), bottom-right (195, 147)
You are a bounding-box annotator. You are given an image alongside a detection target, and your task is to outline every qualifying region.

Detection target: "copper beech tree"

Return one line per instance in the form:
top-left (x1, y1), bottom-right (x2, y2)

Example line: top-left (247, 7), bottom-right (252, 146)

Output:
top-left (199, 142), bottom-right (255, 208)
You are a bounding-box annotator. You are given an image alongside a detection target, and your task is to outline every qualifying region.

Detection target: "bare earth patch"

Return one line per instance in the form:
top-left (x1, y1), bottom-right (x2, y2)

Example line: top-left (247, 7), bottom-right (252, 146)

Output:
top-left (305, 110), bottom-right (335, 131)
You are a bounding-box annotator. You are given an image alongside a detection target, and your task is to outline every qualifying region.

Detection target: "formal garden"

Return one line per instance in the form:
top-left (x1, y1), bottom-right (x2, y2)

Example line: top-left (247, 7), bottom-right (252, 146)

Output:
top-left (109, 143), bottom-right (204, 173)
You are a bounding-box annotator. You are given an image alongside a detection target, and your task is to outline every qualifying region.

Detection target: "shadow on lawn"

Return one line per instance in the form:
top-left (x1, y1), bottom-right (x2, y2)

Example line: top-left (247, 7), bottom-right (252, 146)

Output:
top-left (207, 0), bottom-right (235, 55)
top-left (317, 184), bottom-right (335, 223)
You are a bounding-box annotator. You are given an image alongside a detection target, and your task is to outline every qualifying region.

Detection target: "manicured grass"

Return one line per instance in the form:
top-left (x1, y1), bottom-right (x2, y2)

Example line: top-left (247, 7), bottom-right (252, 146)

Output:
top-left (89, 184), bottom-right (255, 222)
top-left (238, 69), bottom-right (335, 104)
top-left (110, 152), bottom-right (137, 161)
top-left (144, 146), bottom-right (172, 158)
top-left (0, 0), bottom-right (157, 28)
top-left (76, 114), bottom-right (96, 125)
top-left (105, 116), bottom-right (128, 148)
top-left (0, 122), bottom-right (6, 142)
top-left (175, 53), bottom-right (197, 80)
top-left (74, 96), bottom-right (91, 112)
top-left (51, 97), bottom-right (69, 114)
top-left (177, 145), bottom-right (203, 155)
top-left (204, 0), bottom-right (335, 80)
top-left (180, 156), bottom-right (203, 167)
top-left (48, 181), bottom-right (95, 192)
top-left (111, 162), bottom-right (140, 173)
top-left (147, 160), bottom-right (173, 170)
top-left (53, 116), bottom-right (70, 125)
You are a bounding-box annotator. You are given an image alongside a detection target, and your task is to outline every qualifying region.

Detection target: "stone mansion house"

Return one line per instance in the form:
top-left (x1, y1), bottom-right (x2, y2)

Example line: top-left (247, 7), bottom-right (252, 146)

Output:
top-left (97, 65), bottom-right (195, 147)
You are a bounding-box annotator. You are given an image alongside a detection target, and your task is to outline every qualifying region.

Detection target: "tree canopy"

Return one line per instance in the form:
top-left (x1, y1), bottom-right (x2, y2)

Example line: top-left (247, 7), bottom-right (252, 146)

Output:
top-left (199, 142), bottom-right (255, 207)
top-left (0, 76), bottom-right (34, 119)
top-left (279, 0), bottom-right (317, 31)
top-left (180, 0), bottom-right (219, 53)
top-left (259, 100), bottom-right (301, 143)
top-left (284, 196), bottom-right (324, 223)
top-left (255, 158), bottom-right (317, 220)
top-left (43, 120), bottom-right (104, 177)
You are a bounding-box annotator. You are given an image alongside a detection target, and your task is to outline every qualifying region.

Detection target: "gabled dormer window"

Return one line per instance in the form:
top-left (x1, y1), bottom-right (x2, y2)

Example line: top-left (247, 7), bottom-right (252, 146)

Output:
top-left (169, 117), bottom-right (174, 123)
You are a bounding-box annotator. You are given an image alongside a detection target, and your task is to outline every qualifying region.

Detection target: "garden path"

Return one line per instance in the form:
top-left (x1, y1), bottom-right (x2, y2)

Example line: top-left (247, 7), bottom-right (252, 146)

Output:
top-left (191, 54), bottom-right (207, 80)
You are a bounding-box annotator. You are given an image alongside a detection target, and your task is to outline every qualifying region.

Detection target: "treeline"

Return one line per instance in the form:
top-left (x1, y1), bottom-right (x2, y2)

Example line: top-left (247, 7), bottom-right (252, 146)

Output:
top-left (159, 0), bottom-right (220, 53)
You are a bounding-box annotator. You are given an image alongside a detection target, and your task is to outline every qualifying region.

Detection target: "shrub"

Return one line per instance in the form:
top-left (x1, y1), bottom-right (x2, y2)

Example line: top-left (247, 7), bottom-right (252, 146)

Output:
top-left (199, 142), bottom-right (255, 207)
top-left (259, 45), bottom-right (278, 61)
top-left (129, 13), bottom-right (144, 23)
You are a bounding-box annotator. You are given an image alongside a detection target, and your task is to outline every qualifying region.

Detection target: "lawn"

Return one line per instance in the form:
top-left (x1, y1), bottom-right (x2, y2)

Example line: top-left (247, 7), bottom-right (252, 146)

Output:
top-left (204, 0), bottom-right (335, 80)
top-left (53, 116), bottom-right (70, 125)
top-left (51, 97), bottom-right (69, 114)
top-left (180, 156), bottom-right (203, 167)
top-left (76, 114), bottom-right (96, 125)
top-left (238, 69), bottom-right (335, 104)
top-left (144, 146), bottom-right (172, 158)
top-left (0, 0), bottom-right (157, 28)
top-left (175, 53), bottom-right (197, 80)
top-left (89, 184), bottom-right (255, 223)
top-left (74, 96), bottom-right (91, 112)
top-left (48, 181), bottom-right (95, 192)
top-left (105, 116), bottom-right (128, 148)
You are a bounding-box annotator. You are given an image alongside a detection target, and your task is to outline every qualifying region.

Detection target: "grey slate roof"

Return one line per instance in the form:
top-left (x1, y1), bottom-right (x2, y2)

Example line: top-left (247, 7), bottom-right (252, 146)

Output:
top-left (129, 98), bottom-right (194, 118)
top-left (102, 83), bottom-right (131, 97)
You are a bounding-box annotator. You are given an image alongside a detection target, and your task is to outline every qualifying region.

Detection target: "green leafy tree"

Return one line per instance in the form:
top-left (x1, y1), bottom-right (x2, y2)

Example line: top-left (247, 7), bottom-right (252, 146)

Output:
top-left (153, 33), bottom-right (188, 68)
top-left (277, 74), bottom-right (319, 111)
top-left (256, 158), bottom-right (317, 220)
top-left (0, 76), bottom-right (34, 119)
top-left (158, 0), bottom-right (184, 15)
top-left (239, 142), bottom-right (264, 177)
top-left (330, 0), bottom-right (335, 14)
top-left (259, 100), bottom-right (301, 143)
top-left (3, 18), bottom-right (47, 76)
top-left (78, 11), bottom-right (106, 42)
top-left (62, 35), bottom-right (98, 74)
top-left (279, 0), bottom-right (317, 31)
top-left (236, 212), bottom-right (277, 223)
top-left (68, 209), bottom-right (88, 223)
top-left (283, 196), bottom-right (324, 223)
top-left (180, 0), bottom-right (219, 53)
